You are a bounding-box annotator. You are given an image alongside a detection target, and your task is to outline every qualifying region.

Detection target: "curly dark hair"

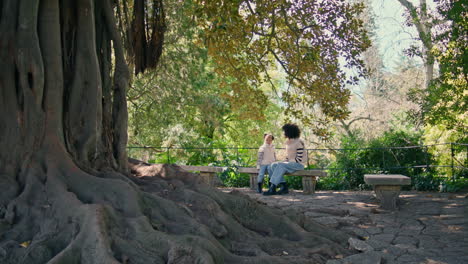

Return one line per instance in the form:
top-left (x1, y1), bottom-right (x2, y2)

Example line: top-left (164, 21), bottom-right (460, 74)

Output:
top-left (282, 123), bottom-right (301, 139)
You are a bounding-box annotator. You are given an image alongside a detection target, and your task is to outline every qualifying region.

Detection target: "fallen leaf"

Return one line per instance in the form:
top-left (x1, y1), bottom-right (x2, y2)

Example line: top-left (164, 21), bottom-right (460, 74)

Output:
top-left (20, 241), bottom-right (31, 248)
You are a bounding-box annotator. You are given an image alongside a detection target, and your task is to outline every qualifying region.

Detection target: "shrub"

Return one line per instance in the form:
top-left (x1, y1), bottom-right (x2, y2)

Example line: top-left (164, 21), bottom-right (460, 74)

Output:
top-left (412, 172), bottom-right (442, 191)
top-left (316, 172), bottom-right (350, 190)
top-left (326, 129), bottom-right (432, 190)
top-left (284, 175), bottom-right (303, 189)
top-left (439, 177), bottom-right (468, 192)
top-left (212, 149), bottom-right (252, 187)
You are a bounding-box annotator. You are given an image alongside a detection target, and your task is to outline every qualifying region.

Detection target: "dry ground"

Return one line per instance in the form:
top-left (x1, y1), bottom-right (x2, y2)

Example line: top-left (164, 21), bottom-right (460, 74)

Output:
top-left (219, 188), bottom-right (468, 264)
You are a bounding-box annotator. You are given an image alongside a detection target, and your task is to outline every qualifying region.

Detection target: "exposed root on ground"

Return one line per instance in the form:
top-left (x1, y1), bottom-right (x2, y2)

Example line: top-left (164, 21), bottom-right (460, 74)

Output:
top-left (0, 157), bottom-right (352, 264)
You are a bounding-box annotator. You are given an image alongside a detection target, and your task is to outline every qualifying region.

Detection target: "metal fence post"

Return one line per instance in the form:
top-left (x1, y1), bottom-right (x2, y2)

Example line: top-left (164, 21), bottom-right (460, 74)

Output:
top-left (425, 146), bottom-right (429, 171)
top-left (382, 149), bottom-right (386, 173)
top-left (167, 147), bottom-right (170, 164)
top-left (451, 143), bottom-right (455, 181)
top-left (144, 146), bottom-right (148, 162)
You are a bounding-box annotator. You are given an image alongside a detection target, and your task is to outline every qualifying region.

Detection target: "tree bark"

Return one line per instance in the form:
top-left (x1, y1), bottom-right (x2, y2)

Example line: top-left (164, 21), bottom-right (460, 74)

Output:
top-left (132, 0), bottom-right (147, 75)
top-left (0, 1), bottom-right (353, 263)
top-left (397, 0), bottom-right (435, 89)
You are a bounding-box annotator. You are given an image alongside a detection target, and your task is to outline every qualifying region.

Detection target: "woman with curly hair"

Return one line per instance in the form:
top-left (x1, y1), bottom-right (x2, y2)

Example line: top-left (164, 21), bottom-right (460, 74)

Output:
top-left (263, 123), bottom-right (307, 195)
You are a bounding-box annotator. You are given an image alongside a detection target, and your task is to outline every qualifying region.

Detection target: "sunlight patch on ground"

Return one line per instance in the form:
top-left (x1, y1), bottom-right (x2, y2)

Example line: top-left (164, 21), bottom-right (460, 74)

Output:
top-left (444, 204), bottom-right (461, 208)
top-left (284, 198), bottom-right (302, 202)
top-left (347, 202), bottom-right (377, 208)
top-left (425, 259), bottom-right (449, 264)
top-left (400, 194), bottom-right (417, 198)
top-left (447, 226), bottom-right (463, 232)
top-left (312, 195), bottom-right (341, 200)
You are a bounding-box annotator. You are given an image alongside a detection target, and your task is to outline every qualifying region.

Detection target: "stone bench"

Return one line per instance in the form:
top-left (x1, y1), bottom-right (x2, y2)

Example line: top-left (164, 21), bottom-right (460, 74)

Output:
top-left (178, 165), bottom-right (327, 194)
top-left (238, 167), bottom-right (327, 194)
top-left (178, 165), bottom-right (224, 186)
top-left (364, 174), bottom-right (411, 210)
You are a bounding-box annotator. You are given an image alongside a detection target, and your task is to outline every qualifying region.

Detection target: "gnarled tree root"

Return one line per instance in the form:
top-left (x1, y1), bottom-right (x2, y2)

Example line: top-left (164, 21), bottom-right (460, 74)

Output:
top-left (0, 157), bottom-right (352, 264)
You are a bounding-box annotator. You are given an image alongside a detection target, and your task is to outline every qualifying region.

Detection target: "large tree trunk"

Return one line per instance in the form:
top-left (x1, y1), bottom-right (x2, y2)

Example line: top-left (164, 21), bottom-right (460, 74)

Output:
top-left (0, 0), bottom-right (352, 263)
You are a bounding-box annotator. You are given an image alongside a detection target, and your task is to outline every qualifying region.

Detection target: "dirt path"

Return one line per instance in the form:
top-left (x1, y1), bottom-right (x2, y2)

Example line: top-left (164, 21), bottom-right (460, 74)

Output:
top-left (220, 188), bottom-right (468, 264)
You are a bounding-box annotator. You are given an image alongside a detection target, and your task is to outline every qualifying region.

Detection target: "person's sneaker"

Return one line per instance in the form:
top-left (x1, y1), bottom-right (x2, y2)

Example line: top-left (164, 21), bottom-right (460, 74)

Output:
top-left (257, 183), bottom-right (263, 194)
top-left (277, 189), bottom-right (289, 195)
top-left (263, 184), bottom-right (277, 196)
top-left (277, 183), bottom-right (289, 195)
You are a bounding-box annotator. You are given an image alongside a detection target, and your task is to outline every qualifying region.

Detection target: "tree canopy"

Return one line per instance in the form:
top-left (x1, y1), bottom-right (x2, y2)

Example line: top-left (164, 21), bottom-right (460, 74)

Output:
top-left (120, 0), bottom-right (371, 140)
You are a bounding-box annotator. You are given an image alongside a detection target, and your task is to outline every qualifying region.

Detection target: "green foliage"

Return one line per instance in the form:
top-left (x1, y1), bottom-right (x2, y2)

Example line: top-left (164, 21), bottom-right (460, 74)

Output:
top-left (127, 0), bottom-right (374, 155)
top-left (211, 148), bottom-right (253, 187)
top-left (327, 133), bottom-right (369, 189)
top-left (424, 0), bottom-right (467, 136)
top-left (439, 177), bottom-right (468, 193)
top-left (148, 150), bottom-right (173, 164)
top-left (327, 129), bottom-right (430, 190)
top-left (412, 172), bottom-right (442, 191)
top-left (317, 173), bottom-right (350, 191)
top-left (423, 126), bottom-right (467, 181)
top-left (366, 130), bottom-right (428, 175)
top-left (191, 0), bottom-right (371, 136)
top-left (218, 169), bottom-right (251, 188)
top-left (127, 0), bottom-right (288, 152)
top-left (284, 176), bottom-right (303, 190)
top-left (124, 0), bottom-right (466, 192)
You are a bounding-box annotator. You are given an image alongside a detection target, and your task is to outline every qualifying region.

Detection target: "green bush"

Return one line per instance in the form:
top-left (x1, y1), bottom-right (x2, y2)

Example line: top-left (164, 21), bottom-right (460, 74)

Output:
top-left (212, 149), bottom-right (252, 187)
top-left (439, 177), bottom-right (468, 192)
top-left (284, 175), bottom-right (302, 189)
top-left (326, 129), bottom-right (432, 190)
top-left (218, 168), bottom-right (250, 187)
top-left (326, 134), bottom-right (369, 189)
top-left (316, 172), bottom-right (349, 190)
top-left (412, 172), bottom-right (442, 191)
top-left (139, 128), bottom-right (467, 192)
top-left (148, 150), bottom-right (173, 164)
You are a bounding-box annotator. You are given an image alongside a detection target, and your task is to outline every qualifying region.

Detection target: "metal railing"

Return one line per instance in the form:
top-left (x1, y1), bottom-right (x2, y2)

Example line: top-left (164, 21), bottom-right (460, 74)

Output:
top-left (127, 142), bottom-right (468, 180)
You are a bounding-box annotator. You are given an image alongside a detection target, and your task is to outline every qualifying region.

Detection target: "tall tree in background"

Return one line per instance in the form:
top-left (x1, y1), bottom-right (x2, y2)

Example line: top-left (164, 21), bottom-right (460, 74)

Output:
top-left (333, 0), bottom-right (419, 142)
top-left (0, 0), bottom-right (366, 263)
top-left (392, 0), bottom-right (439, 129)
top-left (397, 0), bottom-right (436, 89)
top-left (396, 0), bottom-right (466, 135)
top-left (425, 0), bottom-right (467, 136)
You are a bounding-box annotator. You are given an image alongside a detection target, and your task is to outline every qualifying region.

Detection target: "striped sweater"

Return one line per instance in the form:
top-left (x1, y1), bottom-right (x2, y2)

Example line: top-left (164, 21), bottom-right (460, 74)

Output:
top-left (285, 138), bottom-right (307, 166)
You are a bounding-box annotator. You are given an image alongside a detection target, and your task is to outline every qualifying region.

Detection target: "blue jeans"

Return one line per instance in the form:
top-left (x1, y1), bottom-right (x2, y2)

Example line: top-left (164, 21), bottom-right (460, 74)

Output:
top-left (269, 162), bottom-right (304, 185)
top-left (257, 165), bottom-right (270, 183)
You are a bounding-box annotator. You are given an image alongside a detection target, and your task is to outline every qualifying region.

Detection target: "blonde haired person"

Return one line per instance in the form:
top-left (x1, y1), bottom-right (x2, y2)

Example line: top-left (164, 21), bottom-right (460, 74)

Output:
top-left (256, 133), bottom-right (276, 193)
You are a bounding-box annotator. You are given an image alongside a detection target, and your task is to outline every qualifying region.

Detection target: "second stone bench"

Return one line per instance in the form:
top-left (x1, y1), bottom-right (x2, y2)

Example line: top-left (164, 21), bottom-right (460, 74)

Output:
top-left (364, 174), bottom-right (411, 210)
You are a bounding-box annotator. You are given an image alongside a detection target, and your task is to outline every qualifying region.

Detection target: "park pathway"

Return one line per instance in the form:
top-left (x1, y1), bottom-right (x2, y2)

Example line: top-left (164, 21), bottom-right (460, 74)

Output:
top-left (220, 188), bottom-right (468, 264)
